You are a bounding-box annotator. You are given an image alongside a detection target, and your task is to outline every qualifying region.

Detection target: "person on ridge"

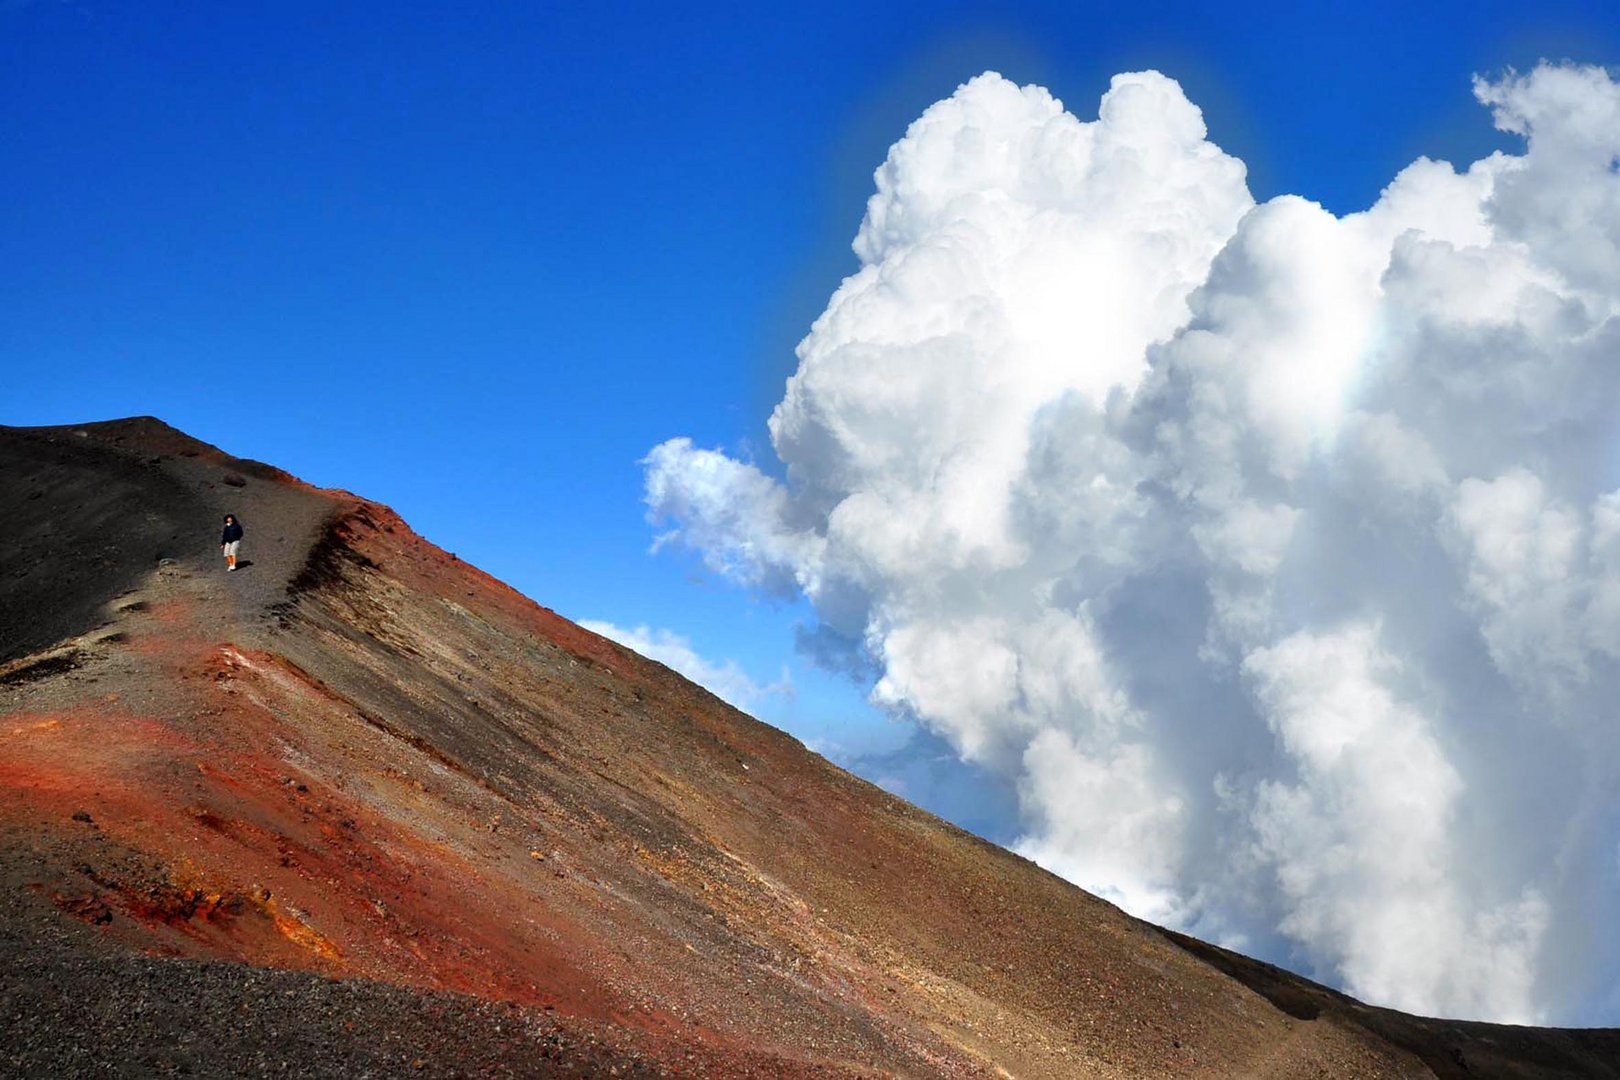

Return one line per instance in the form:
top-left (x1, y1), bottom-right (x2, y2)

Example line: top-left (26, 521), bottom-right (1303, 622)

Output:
top-left (221, 513), bottom-right (244, 572)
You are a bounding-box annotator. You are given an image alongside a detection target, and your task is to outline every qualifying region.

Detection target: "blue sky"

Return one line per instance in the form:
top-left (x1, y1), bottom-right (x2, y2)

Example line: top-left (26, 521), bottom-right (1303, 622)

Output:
top-left (5, 0), bottom-right (1619, 838)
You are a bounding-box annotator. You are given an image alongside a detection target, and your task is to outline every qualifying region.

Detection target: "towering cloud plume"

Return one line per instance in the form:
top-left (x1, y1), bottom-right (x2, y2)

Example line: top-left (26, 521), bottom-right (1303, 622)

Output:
top-left (644, 64), bottom-right (1620, 1024)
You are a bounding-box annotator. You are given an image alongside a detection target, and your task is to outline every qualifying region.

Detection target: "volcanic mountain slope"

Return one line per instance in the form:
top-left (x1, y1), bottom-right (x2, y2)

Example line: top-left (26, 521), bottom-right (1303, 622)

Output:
top-left (2, 418), bottom-right (1617, 1079)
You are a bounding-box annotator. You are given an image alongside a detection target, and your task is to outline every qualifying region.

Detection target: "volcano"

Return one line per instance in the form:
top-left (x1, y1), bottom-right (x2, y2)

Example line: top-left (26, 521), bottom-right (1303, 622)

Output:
top-left (2, 417), bottom-right (1616, 1078)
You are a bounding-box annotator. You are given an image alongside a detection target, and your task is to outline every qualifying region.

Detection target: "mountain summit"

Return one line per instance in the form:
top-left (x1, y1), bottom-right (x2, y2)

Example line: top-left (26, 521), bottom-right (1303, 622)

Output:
top-left (2, 418), bottom-right (1616, 1078)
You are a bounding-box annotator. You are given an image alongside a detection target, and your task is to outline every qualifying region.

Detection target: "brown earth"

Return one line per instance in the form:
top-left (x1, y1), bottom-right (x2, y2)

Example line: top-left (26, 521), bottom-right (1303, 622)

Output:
top-left (2, 416), bottom-right (1617, 1078)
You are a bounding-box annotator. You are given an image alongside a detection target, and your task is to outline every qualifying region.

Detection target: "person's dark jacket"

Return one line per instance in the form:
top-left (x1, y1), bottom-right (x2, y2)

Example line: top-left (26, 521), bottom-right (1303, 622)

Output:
top-left (221, 520), bottom-right (244, 544)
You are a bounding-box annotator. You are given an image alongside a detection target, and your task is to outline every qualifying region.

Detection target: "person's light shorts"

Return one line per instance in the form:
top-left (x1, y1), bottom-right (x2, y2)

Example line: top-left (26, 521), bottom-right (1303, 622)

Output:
top-left (223, 541), bottom-right (240, 556)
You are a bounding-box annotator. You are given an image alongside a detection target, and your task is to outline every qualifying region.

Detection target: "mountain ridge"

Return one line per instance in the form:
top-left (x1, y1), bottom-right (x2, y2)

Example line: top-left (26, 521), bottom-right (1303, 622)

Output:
top-left (2, 416), bottom-right (1616, 1078)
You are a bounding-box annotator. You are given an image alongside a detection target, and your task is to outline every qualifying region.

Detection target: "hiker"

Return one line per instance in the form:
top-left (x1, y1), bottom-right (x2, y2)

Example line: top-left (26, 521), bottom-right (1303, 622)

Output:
top-left (221, 514), bottom-right (244, 572)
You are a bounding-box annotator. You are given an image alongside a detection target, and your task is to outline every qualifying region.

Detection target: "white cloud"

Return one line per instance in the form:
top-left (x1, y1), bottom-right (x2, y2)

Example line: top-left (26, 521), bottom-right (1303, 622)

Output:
top-left (641, 440), bottom-right (826, 597)
top-left (579, 620), bottom-right (791, 713)
top-left (644, 63), bottom-right (1620, 1023)
top-left (1243, 622), bottom-right (1547, 1022)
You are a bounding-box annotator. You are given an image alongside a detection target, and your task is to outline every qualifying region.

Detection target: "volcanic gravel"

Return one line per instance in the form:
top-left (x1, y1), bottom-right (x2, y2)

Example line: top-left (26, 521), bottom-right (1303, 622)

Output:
top-left (5, 417), bottom-right (1620, 1079)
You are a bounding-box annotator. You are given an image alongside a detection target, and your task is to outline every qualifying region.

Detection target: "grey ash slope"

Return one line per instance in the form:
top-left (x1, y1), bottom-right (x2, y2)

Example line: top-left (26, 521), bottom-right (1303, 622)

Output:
top-left (0, 417), bottom-right (331, 663)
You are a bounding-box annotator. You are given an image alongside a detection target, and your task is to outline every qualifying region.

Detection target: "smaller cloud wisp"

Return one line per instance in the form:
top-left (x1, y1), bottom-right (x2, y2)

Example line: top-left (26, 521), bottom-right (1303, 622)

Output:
top-left (580, 621), bottom-right (792, 713)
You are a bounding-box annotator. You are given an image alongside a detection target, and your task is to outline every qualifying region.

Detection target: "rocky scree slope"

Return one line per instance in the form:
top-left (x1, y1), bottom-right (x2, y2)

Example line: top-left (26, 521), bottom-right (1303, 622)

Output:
top-left (2, 418), bottom-right (1618, 1079)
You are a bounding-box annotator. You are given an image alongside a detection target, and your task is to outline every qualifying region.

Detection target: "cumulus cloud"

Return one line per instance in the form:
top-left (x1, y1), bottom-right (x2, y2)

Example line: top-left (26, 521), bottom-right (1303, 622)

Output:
top-left (643, 63), bottom-right (1620, 1023)
top-left (1243, 623), bottom-right (1547, 1020)
top-left (579, 621), bottom-right (791, 712)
